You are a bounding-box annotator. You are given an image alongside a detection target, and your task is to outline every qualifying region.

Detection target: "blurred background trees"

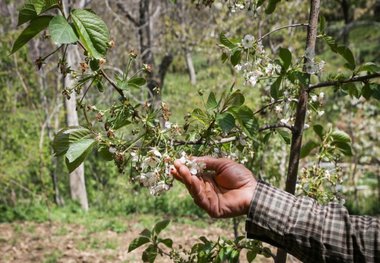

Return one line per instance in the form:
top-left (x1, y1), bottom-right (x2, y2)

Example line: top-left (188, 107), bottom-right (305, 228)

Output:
top-left (0, 0), bottom-right (379, 224)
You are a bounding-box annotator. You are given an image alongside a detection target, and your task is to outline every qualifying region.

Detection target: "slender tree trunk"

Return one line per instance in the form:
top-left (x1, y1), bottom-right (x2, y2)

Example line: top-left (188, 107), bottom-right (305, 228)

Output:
top-left (275, 1), bottom-right (320, 262)
top-left (185, 49), bottom-right (196, 85)
top-left (62, 0), bottom-right (89, 211)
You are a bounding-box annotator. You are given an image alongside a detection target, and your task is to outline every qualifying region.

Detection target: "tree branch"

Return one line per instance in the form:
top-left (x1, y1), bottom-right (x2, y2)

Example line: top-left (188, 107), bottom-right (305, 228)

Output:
top-left (100, 69), bottom-right (125, 99)
top-left (259, 123), bottom-right (293, 132)
top-left (116, 2), bottom-right (139, 27)
top-left (308, 73), bottom-right (380, 91)
top-left (258, 23), bottom-right (309, 43)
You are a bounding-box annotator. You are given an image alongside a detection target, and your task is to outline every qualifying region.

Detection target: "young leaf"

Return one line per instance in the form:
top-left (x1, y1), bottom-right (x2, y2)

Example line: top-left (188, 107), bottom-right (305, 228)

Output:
top-left (33, 0), bottom-right (59, 15)
top-left (153, 220), bottom-right (170, 236)
top-left (232, 106), bottom-right (258, 137)
top-left (230, 49), bottom-right (242, 66)
top-left (158, 238), bottom-right (173, 248)
top-left (49, 15), bottom-right (79, 45)
top-left (332, 141), bottom-right (353, 156)
top-left (65, 139), bottom-right (96, 163)
top-left (337, 46), bottom-right (355, 70)
top-left (247, 250), bottom-right (257, 263)
top-left (300, 140), bottom-right (319, 159)
top-left (278, 129), bottom-right (291, 144)
top-left (65, 142), bottom-right (95, 173)
top-left (71, 9), bottom-right (110, 59)
top-left (265, 0), bottom-right (280, 14)
top-left (219, 32), bottom-right (236, 49)
top-left (206, 92), bottom-right (218, 110)
top-left (128, 77), bottom-right (147, 87)
top-left (356, 62), bottom-right (380, 73)
top-left (217, 113), bottom-right (235, 133)
top-left (128, 236), bottom-right (150, 252)
top-left (279, 47), bottom-right (292, 71)
top-left (331, 130), bottom-right (351, 143)
top-left (142, 244), bottom-right (158, 263)
top-left (228, 91), bottom-right (245, 107)
top-left (17, 3), bottom-right (37, 26)
top-left (270, 76), bottom-right (282, 100)
top-left (11, 16), bottom-right (53, 54)
top-left (313, 124), bottom-right (324, 140)
top-left (52, 126), bottom-right (94, 157)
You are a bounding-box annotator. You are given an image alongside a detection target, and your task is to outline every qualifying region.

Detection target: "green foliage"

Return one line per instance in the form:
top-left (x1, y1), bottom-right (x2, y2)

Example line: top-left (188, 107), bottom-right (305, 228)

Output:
top-left (52, 127), bottom-right (97, 172)
top-left (48, 15), bottom-right (78, 45)
top-left (11, 16), bottom-right (53, 54)
top-left (71, 9), bottom-right (110, 59)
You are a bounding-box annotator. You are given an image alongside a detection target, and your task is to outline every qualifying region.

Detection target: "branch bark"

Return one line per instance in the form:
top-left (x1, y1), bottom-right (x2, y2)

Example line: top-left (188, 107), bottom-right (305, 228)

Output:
top-left (308, 73), bottom-right (380, 91)
top-left (275, 1), bottom-right (321, 263)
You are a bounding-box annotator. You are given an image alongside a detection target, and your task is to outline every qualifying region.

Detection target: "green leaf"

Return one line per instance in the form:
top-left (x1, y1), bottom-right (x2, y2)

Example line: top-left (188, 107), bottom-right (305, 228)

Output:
top-left (332, 141), bottom-right (353, 156)
top-left (11, 16), bottom-right (53, 54)
top-left (128, 236), bottom-right (150, 252)
top-left (331, 129), bottom-right (351, 143)
top-left (337, 46), bottom-right (355, 70)
top-left (98, 146), bottom-right (113, 161)
top-left (52, 126), bottom-right (94, 157)
top-left (300, 140), bottom-right (319, 159)
top-left (65, 138), bottom-right (96, 163)
top-left (17, 3), bottom-right (37, 26)
top-left (71, 9), bottom-right (110, 59)
top-left (192, 108), bottom-right (209, 125)
top-left (231, 106), bottom-right (257, 137)
top-left (228, 91), bottom-right (245, 107)
top-left (219, 32), bottom-right (236, 49)
top-left (278, 130), bottom-right (291, 144)
top-left (142, 244), bottom-right (158, 263)
top-left (362, 83), bottom-right (373, 100)
top-left (247, 250), bottom-right (257, 263)
top-left (230, 49), bottom-right (242, 66)
top-left (140, 229), bottom-right (152, 238)
top-left (206, 92), bottom-right (218, 110)
top-left (262, 247), bottom-right (272, 258)
top-left (221, 52), bottom-right (228, 63)
top-left (153, 220), bottom-right (170, 236)
top-left (33, 0), bottom-right (59, 15)
top-left (217, 113), bottom-right (235, 133)
top-left (128, 77), bottom-right (147, 87)
top-left (48, 15), bottom-right (79, 45)
top-left (270, 76), bottom-right (282, 100)
top-left (313, 124), bottom-right (324, 140)
top-left (158, 238), bottom-right (173, 248)
top-left (279, 47), bottom-right (292, 71)
top-left (356, 62), bottom-right (380, 73)
top-left (318, 16), bottom-right (326, 34)
top-left (265, 0), bottom-right (280, 14)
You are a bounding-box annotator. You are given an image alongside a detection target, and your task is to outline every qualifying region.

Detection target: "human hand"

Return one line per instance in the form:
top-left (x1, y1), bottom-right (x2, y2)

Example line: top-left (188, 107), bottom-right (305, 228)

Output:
top-left (171, 156), bottom-right (257, 218)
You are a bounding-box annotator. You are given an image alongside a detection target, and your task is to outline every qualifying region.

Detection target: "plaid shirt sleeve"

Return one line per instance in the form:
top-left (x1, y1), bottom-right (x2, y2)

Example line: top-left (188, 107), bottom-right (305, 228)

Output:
top-left (245, 181), bottom-right (380, 263)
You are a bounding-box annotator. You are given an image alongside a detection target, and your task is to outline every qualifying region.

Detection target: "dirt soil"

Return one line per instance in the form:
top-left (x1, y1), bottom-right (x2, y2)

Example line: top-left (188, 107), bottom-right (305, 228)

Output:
top-left (0, 217), bottom-right (279, 263)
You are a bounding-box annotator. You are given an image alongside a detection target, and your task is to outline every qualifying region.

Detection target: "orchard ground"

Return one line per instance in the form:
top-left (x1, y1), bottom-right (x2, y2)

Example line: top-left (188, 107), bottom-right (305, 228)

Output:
top-left (0, 213), bottom-right (290, 263)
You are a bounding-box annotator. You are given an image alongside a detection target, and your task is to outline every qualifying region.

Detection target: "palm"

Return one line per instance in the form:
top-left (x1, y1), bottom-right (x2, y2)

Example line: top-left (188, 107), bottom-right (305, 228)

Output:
top-left (173, 157), bottom-right (256, 218)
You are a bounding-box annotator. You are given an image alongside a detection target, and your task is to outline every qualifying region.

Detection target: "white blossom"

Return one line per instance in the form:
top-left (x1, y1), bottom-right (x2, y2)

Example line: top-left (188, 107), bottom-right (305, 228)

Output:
top-left (275, 105), bottom-right (282, 114)
top-left (149, 181), bottom-right (170, 196)
top-left (318, 92), bottom-right (325, 103)
top-left (242, 34), bottom-right (254, 49)
top-left (280, 118), bottom-right (289, 125)
top-left (164, 121), bottom-right (172, 129)
top-left (234, 64), bottom-right (243, 72)
top-left (317, 110), bottom-right (325, 117)
top-left (311, 95), bottom-right (318, 102)
top-left (108, 147), bottom-right (117, 154)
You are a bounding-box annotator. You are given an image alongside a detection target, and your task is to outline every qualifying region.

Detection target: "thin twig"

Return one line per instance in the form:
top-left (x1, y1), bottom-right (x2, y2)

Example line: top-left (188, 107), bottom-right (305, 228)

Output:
top-left (253, 99), bottom-right (284, 115)
top-left (258, 123), bottom-right (293, 132)
top-left (308, 73), bottom-right (380, 91)
top-left (258, 23), bottom-right (309, 42)
top-left (100, 69), bottom-right (125, 99)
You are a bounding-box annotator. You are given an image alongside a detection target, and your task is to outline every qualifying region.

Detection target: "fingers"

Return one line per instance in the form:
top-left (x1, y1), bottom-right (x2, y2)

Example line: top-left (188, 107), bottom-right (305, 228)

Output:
top-left (193, 156), bottom-right (234, 171)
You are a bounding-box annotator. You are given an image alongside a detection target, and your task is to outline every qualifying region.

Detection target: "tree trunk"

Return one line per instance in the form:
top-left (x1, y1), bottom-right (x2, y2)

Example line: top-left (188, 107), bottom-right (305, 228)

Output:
top-left (185, 49), bottom-right (196, 85)
top-left (62, 0), bottom-right (89, 211)
top-left (275, 0), bottom-right (321, 262)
